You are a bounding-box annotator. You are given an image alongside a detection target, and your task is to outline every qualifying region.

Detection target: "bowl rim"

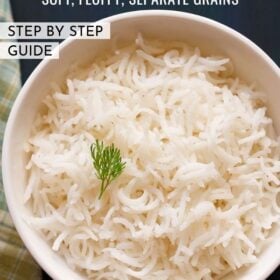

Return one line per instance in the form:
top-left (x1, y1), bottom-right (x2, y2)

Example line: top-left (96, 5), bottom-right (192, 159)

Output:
top-left (2, 9), bottom-right (280, 280)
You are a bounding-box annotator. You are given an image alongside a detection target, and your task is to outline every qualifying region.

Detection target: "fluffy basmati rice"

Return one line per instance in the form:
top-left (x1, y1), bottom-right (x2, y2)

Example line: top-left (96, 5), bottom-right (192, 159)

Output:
top-left (24, 34), bottom-right (280, 279)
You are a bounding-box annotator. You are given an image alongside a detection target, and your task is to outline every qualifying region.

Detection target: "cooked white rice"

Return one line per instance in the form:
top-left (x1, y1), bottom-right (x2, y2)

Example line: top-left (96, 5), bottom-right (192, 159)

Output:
top-left (24, 34), bottom-right (280, 280)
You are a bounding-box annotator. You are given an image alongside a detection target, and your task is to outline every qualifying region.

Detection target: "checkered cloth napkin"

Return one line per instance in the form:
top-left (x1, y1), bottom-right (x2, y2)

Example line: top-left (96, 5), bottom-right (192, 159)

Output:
top-left (0, 1), bottom-right (41, 279)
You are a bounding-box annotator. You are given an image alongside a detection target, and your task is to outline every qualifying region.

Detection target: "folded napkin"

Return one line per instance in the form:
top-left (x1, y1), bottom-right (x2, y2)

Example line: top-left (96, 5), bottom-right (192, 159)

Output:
top-left (0, 1), bottom-right (41, 279)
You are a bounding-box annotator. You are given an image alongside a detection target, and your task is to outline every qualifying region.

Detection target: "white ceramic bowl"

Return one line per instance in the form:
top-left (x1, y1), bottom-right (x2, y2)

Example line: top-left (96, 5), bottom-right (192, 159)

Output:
top-left (2, 10), bottom-right (280, 280)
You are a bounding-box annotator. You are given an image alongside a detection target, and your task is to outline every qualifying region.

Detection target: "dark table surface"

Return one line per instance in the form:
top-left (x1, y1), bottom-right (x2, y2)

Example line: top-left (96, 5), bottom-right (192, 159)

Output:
top-left (10, 0), bottom-right (280, 279)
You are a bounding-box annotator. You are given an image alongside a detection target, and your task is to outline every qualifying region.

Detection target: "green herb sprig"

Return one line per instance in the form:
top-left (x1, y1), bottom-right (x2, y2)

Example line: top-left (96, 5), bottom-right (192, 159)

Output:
top-left (90, 140), bottom-right (126, 199)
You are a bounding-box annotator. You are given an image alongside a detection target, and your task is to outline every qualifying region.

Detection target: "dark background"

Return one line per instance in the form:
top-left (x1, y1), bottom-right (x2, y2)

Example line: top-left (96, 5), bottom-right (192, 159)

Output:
top-left (10, 0), bottom-right (280, 82)
top-left (10, 0), bottom-right (280, 279)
